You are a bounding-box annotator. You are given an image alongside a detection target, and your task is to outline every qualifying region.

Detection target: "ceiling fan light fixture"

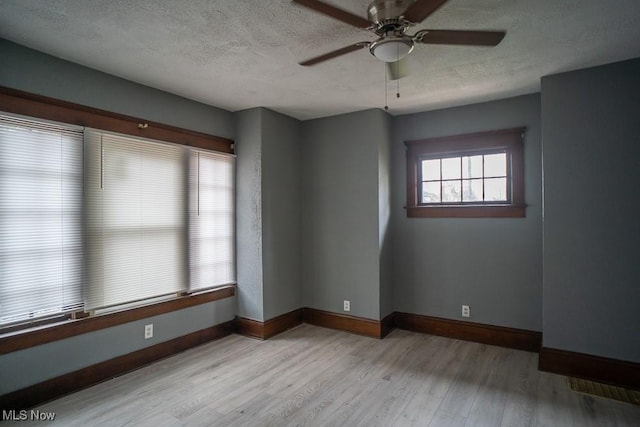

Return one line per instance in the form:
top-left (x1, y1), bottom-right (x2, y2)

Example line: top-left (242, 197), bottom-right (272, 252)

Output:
top-left (369, 36), bottom-right (414, 62)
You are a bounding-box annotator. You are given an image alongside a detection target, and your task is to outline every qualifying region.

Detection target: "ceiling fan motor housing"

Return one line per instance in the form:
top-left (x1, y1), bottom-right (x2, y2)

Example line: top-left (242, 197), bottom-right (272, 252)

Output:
top-left (368, 0), bottom-right (416, 62)
top-left (368, 0), bottom-right (415, 30)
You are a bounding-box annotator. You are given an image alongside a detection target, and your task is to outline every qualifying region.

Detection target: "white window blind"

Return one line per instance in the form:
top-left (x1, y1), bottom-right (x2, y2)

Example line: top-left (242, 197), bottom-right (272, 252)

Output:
top-left (84, 130), bottom-right (187, 311)
top-left (0, 115), bottom-right (83, 325)
top-left (189, 151), bottom-right (235, 291)
top-left (1, 114), bottom-right (236, 323)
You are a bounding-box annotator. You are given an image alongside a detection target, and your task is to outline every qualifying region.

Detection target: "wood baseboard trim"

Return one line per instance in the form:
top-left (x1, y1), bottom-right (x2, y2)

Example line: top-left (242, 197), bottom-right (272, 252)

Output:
top-left (234, 308), bottom-right (304, 340)
top-left (0, 321), bottom-right (234, 411)
top-left (264, 309), bottom-right (304, 339)
top-left (303, 308), bottom-right (384, 339)
top-left (394, 312), bottom-right (541, 352)
top-left (380, 312), bottom-right (396, 338)
top-left (234, 317), bottom-right (264, 339)
top-left (539, 347), bottom-right (640, 390)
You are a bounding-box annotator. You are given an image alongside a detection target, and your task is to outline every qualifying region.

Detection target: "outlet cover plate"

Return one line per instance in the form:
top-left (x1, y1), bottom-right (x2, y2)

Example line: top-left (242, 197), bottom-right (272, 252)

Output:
top-left (462, 305), bottom-right (470, 318)
top-left (144, 324), bottom-right (153, 339)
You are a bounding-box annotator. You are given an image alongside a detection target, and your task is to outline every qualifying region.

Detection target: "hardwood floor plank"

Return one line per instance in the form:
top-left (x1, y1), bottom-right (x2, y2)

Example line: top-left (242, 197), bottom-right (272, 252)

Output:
top-left (464, 347), bottom-right (513, 426)
top-left (435, 343), bottom-right (502, 418)
top-left (429, 412), bottom-right (468, 427)
top-left (7, 324), bottom-right (640, 426)
top-left (354, 332), bottom-right (450, 426)
top-left (500, 351), bottom-right (539, 427)
top-left (120, 410), bottom-right (183, 427)
top-left (393, 337), bottom-right (476, 426)
top-left (568, 391), bottom-right (620, 427)
top-left (275, 353), bottom-right (376, 425)
top-left (534, 371), bottom-right (577, 426)
top-left (267, 336), bottom-right (376, 423)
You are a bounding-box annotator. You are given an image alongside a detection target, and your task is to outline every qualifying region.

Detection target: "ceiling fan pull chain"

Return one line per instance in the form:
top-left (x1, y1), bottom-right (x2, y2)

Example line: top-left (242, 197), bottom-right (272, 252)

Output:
top-left (397, 79), bottom-right (401, 99)
top-left (384, 63), bottom-right (389, 111)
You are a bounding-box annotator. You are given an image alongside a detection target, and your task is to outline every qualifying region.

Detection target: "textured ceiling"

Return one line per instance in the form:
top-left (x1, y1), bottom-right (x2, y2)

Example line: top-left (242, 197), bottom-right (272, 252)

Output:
top-left (1, 0), bottom-right (640, 120)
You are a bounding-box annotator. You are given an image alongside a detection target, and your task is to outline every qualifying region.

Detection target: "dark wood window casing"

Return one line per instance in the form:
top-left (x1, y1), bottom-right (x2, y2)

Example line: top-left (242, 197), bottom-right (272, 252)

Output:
top-left (0, 86), bottom-right (234, 154)
top-left (405, 127), bottom-right (526, 218)
top-left (0, 86), bottom-right (235, 345)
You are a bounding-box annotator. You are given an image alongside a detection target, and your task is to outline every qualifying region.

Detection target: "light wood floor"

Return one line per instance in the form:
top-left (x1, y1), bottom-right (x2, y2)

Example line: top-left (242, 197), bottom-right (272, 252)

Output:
top-left (9, 324), bottom-right (640, 426)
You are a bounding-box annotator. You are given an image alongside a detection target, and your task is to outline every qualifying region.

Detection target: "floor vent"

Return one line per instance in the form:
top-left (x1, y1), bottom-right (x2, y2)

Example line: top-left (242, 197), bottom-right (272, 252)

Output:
top-left (568, 377), bottom-right (640, 406)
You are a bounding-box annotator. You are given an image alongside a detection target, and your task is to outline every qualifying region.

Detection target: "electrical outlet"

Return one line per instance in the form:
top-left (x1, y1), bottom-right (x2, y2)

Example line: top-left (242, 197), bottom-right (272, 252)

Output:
top-left (462, 305), bottom-right (470, 318)
top-left (343, 300), bottom-right (350, 312)
top-left (144, 324), bottom-right (153, 339)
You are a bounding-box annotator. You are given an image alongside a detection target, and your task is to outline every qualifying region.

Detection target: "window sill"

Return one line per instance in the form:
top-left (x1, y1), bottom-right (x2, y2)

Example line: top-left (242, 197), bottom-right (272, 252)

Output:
top-left (0, 285), bottom-right (236, 355)
top-left (407, 205), bottom-right (526, 218)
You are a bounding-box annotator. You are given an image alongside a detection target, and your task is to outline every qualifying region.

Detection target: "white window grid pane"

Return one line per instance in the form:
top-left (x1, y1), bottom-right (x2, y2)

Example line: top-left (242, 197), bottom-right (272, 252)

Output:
top-left (419, 150), bottom-right (510, 205)
top-left (441, 157), bottom-right (461, 180)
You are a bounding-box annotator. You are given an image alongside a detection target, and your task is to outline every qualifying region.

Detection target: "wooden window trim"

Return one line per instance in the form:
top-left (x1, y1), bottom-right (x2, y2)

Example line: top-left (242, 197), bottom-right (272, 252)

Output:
top-left (405, 127), bottom-right (526, 218)
top-left (0, 285), bottom-right (236, 355)
top-left (0, 86), bottom-right (234, 154)
top-left (0, 87), bottom-right (237, 354)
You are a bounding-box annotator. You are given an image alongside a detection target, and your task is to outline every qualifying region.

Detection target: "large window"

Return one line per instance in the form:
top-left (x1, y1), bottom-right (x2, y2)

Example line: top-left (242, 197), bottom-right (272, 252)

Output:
top-left (0, 114), bottom-right (235, 326)
top-left (0, 115), bottom-right (83, 324)
top-left (405, 127), bottom-right (525, 218)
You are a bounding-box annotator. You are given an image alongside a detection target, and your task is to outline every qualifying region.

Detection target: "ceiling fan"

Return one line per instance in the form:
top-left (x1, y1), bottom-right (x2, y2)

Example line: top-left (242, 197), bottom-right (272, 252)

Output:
top-left (294, 0), bottom-right (505, 78)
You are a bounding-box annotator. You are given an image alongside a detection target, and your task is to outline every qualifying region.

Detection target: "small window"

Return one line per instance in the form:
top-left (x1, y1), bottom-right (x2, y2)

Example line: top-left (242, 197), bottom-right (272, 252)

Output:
top-left (405, 128), bottom-right (525, 218)
top-left (420, 151), bottom-right (509, 204)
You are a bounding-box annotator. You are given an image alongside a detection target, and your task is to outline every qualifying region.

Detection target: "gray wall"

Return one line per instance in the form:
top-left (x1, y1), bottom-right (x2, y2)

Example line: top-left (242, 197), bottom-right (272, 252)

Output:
top-left (541, 58), bottom-right (640, 362)
top-left (1, 39), bottom-right (237, 393)
top-left (378, 112), bottom-right (394, 319)
top-left (235, 107), bottom-right (302, 321)
top-left (0, 39), bottom-right (233, 139)
top-left (301, 109), bottom-right (391, 320)
top-left (391, 94), bottom-right (543, 331)
top-left (262, 109), bottom-right (302, 320)
top-left (0, 298), bottom-right (236, 395)
top-left (235, 108), bottom-right (264, 321)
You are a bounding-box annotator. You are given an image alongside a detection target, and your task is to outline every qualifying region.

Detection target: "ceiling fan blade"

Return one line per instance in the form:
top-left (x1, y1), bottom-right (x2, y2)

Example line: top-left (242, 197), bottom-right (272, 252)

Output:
top-left (293, 0), bottom-right (372, 29)
top-left (416, 30), bottom-right (506, 46)
top-left (403, 0), bottom-right (449, 23)
top-left (299, 43), bottom-right (368, 66)
top-left (387, 57), bottom-right (410, 80)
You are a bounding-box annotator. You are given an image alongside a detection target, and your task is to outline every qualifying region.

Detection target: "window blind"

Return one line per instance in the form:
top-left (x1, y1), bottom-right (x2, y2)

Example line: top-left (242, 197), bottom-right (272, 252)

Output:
top-left (189, 150), bottom-right (235, 291)
top-left (84, 130), bottom-right (187, 311)
top-left (0, 115), bottom-right (83, 325)
top-left (1, 114), bottom-right (236, 323)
